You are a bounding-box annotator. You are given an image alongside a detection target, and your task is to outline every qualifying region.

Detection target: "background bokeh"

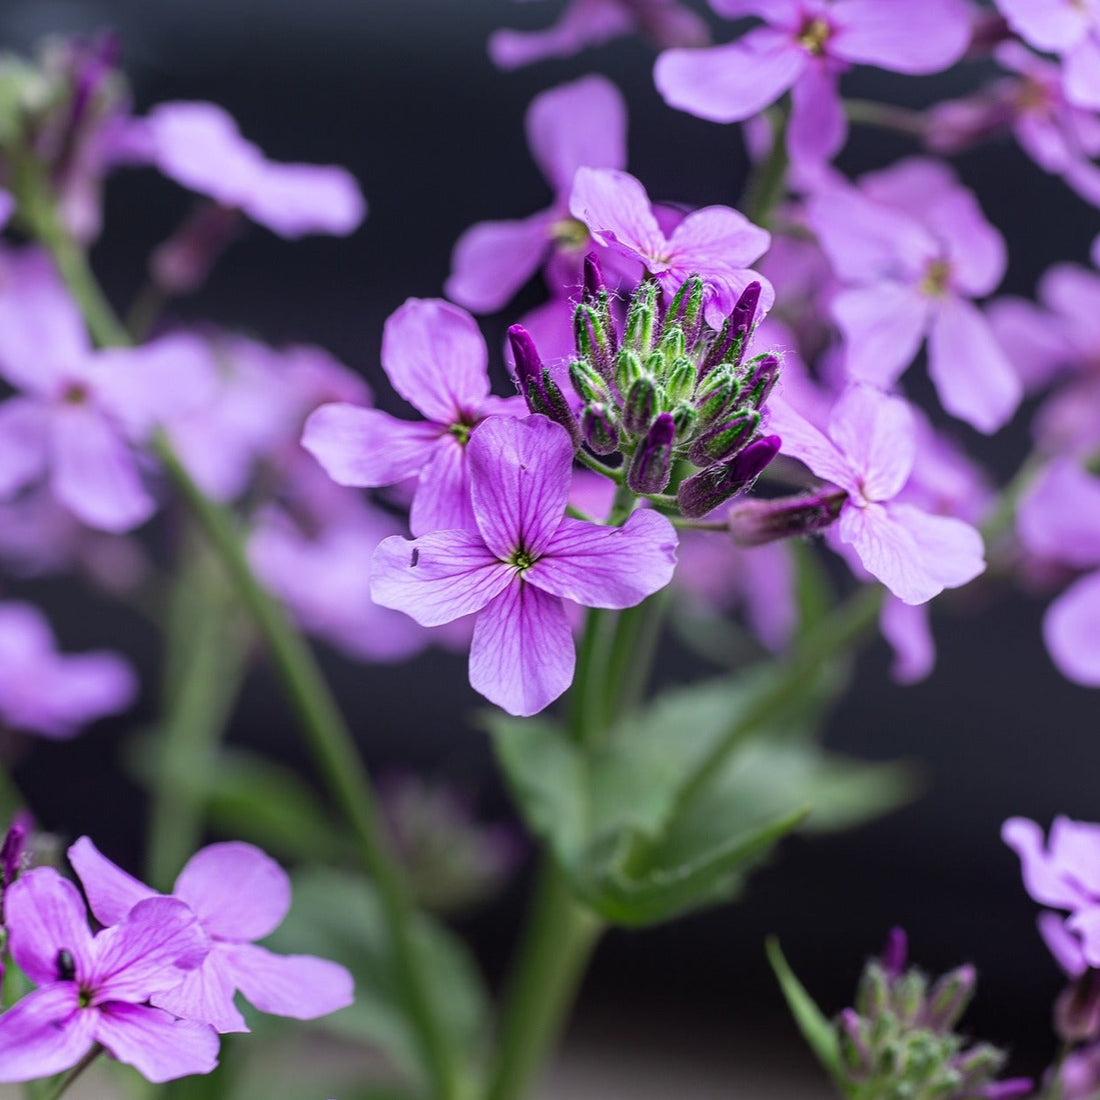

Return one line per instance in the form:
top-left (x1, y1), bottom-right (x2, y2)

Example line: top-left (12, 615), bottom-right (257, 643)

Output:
top-left (4, 0), bottom-right (1100, 1084)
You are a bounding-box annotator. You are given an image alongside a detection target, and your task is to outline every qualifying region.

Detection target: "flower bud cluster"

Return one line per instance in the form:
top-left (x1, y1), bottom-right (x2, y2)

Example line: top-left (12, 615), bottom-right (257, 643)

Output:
top-left (837, 943), bottom-right (1025, 1100)
top-left (510, 255), bottom-right (781, 517)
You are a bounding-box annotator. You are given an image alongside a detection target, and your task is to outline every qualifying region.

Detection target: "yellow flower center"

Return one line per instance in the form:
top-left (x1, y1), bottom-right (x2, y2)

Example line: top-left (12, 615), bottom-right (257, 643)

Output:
top-left (549, 217), bottom-right (590, 251)
top-left (797, 17), bottom-right (832, 55)
top-left (920, 259), bottom-right (953, 297)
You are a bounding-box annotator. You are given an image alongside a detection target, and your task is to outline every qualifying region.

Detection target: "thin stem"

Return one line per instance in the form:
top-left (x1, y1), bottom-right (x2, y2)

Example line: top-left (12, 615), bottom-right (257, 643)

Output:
top-left (41, 1045), bottom-right (104, 1100)
top-left (23, 196), bottom-right (461, 1100)
top-left (844, 98), bottom-right (928, 139)
top-left (742, 104), bottom-right (790, 229)
top-left (575, 448), bottom-right (621, 481)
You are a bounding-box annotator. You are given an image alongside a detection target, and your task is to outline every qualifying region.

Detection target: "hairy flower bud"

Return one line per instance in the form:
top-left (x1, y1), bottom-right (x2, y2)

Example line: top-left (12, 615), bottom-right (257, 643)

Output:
top-left (694, 365), bottom-right (742, 427)
top-left (678, 435), bottom-right (779, 517)
top-left (923, 965), bottom-right (976, 1033)
top-left (700, 281), bottom-right (760, 377)
top-left (1056, 969), bottom-right (1100, 1043)
top-left (615, 347), bottom-right (644, 395)
top-left (582, 251), bottom-right (606, 302)
top-left (688, 411), bottom-right (760, 467)
top-left (570, 356), bottom-right (611, 406)
top-left (667, 274), bottom-right (704, 346)
top-left (742, 353), bottom-right (780, 410)
top-left (666, 356), bottom-right (696, 404)
top-left (727, 489), bottom-right (846, 547)
top-left (507, 326), bottom-right (581, 447)
top-left (623, 376), bottom-right (659, 436)
top-left (624, 281), bottom-right (658, 354)
top-left (582, 403), bottom-right (619, 455)
top-left (627, 413), bottom-right (675, 494)
top-left (574, 303), bottom-right (615, 381)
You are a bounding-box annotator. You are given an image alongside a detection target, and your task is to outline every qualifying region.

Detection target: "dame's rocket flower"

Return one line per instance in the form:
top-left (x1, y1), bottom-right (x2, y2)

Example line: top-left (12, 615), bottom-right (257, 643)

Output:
top-left (654, 0), bottom-right (972, 164)
top-left (807, 158), bottom-right (1020, 433)
top-left (303, 298), bottom-right (523, 536)
top-left (115, 101), bottom-right (365, 238)
top-left (764, 385), bottom-right (985, 604)
top-left (0, 867), bottom-right (217, 1083)
top-left (69, 837), bottom-right (354, 1035)
top-left (371, 415), bottom-right (678, 716)
top-left (0, 602), bottom-right (136, 738)
top-left (569, 167), bottom-right (773, 327)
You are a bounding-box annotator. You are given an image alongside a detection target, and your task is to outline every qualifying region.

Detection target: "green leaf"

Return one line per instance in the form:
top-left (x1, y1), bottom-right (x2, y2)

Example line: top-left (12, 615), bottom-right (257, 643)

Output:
top-left (766, 937), bottom-right (845, 1088)
top-left (262, 868), bottom-right (488, 1087)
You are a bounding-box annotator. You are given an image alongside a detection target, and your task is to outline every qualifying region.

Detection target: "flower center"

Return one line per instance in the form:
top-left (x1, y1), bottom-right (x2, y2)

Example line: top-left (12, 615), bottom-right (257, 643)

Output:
top-left (509, 547), bottom-right (537, 572)
top-left (920, 258), bottom-right (953, 297)
top-left (797, 16), bottom-right (832, 55)
top-left (1015, 77), bottom-right (1051, 114)
top-left (549, 217), bottom-right (590, 252)
top-left (449, 420), bottom-right (473, 445)
top-left (61, 381), bottom-right (90, 405)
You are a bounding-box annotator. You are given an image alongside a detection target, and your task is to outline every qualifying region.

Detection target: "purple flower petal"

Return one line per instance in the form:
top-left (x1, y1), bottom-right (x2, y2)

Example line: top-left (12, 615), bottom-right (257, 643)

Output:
top-left (371, 531), bottom-right (513, 627)
top-left (174, 842), bottom-right (290, 943)
top-left (408, 433), bottom-right (477, 537)
top-left (381, 299), bottom-right (491, 425)
top-left (445, 212), bottom-right (555, 314)
top-left (526, 74), bottom-right (627, 193)
top-left (880, 597), bottom-right (935, 684)
top-left (69, 836), bottom-right (157, 926)
top-left (654, 31), bottom-right (805, 124)
top-left (569, 167), bottom-right (667, 264)
top-left (838, 502), bottom-right (937, 604)
top-left (1044, 570), bottom-right (1100, 687)
top-left (90, 896), bottom-right (209, 1002)
top-left (488, 0), bottom-right (635, 70)
top-left (986, 297), bottom-right (1077, 393)
top-left (711, 0), bottom-right (799, 17)
top-left (5, 869), bottom-right (96, 986)
top-left (1003, 816), bottom-right (1096, 909)
top-left (927, 296), bottom-right (1022, 433)
top-left (888, 503), bottom-right (986, 593)
top-left (151, 947), bottom-right (249, 1034)
top-left (49, 405), bottom-right (156, 532)
top-left (833, 284), bottom-right (930, 386)
top-left (301, 404), bottom-right (441, 487)
top-left (239, 161), bottom-right (366, 239)
top-left (220, 942), bottom-right (354, 1020)
top-left (766, 398), bottom-right (858, 494)
top-left (828, 386), bottom-right (915, 502)
top-left (1066, 34), bottom-right (1100, 110)
top-left (1017, 460), bottom-right (1100, 568)
top-left (0, 397), bottom-right (49, 498)
top-left (830, 0), bottom-right (971, 73)
top-left (993, 0), bottom-right (1091, 52)
top-left (469, 582), bottom-right (574, 716)
top-left (788, 63), bottom-right (846, 163)
top-left (25, 651), bottom-right (137, 740)
top-left (666, 205), bottom-right (771, 274)
top-left (0, 985), bottom-right (96, 1083)
top-left (94, 1003), bottom-right (219, 1083)
top-left (469, 415), bottom-right (576, 560)
top-left (1038, 910), bottom-right (1087, 978)
top-left (530, 509), bottom-right (678, 607)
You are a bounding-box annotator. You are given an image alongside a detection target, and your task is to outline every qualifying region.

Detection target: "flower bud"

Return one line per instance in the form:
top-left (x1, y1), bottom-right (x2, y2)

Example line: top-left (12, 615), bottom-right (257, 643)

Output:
top-left (727, 489), bottom-right (846, 547)
top-left (694, 365), bottom-right (742, 427)
top-left (624, 281), bottom-right (658, 354)
top-left (678, 436), bottom-right (779, 518)
top-left (838, 1009), bottom-right (874, 1080)
top-left (1056, 969), bottom-right (1100, 1043)
top-left (924, 965), bottom-right (976, 1033)
top-left (582, 251), bottom-right (606, 302)
top-left (892, 970), bottom-right (927, 1026)
top-left (627, 413), bottom-right (675, 494)
top-left (688, 411), bottom-right (760, 467)
top-left (671, 402), bottom-right (697, 444)
top-left (667, 275), bottom-right (704, 346)
top-left (665, 356), bottom-right (696, 405)
top-left (570, 356), bottom-right (611, 406)
top-left (582, 404), bottom-right (620, 456)
top-left (656, 324), bottom-right (686, 367)
top-left (623, 376), bottom-right (659, 437)
top-left (856, 962), bottom-right (891, 1021)
top-left (951, 1043), bottom-right (1006, 1088)
top-left (742, 352), bottom-right (780, 410)
top-left (615, 347), bottom-right (644, 395)
top-left (881, 927), bottom-right (909, 978)
top-left (574, 303), bottom-right (615, 381)
top-left (700, 281), bottom-right (760, 377)
top-left (0, 814), bottom-right (29, 887)
top-left (507, 326), bottom-right (581, 447)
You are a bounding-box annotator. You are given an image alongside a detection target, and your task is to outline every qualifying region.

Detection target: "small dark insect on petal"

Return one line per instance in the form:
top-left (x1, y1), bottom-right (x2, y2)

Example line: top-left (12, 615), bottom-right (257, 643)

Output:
top-left (410, 548), bottom-right (420, 568)
top-left (56, 948), bottom-right (76, 982)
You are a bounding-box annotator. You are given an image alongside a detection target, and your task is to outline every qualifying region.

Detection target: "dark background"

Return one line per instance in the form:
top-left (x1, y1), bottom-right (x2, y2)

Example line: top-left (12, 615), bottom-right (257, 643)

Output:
top-left (4, 0), bottom-right (1100, 1082)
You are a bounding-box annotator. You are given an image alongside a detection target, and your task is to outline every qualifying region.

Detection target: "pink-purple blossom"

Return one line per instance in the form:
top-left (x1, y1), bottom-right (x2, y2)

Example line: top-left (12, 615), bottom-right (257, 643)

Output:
top-left (654, 0), bottom-right (972, 163)
top-left (569, 166), bottom-right (773, 327)
top-left (371, 415), bottom-right (678, 716)
top-left (116, 101), bottom-right (365, 238)
top-left (767, 385), bottom-right (986, 604)
top-left (302, 298), bottom-right (523, 537)
top-left (489, 0), bottom-right (709, 70)
top-left (0, 602), bottom-right (136, 738)
top-left (806, 158), bottom-right (1020, 433)
top-left (69, 838), bottom-right (354, 1035)
top-left (446, 75), bottom-right (628, 314)
top-left (0, 867), bottom-right (217, 1083)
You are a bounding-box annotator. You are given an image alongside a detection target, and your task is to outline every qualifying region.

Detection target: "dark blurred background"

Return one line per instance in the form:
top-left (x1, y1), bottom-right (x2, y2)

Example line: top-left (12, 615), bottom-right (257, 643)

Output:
top-left (5, 0), bottom-right (1100, 1084)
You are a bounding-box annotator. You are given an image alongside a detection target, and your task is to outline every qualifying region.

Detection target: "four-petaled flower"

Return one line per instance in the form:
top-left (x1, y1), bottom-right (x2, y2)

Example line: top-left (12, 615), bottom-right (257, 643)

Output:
top-left (371, 415), bottom-right (678, 716)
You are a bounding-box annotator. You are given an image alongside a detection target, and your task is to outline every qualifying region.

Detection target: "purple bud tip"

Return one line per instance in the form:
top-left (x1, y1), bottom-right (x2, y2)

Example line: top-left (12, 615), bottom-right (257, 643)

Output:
top-left (1, 812), bottom-right (32, 885)
top-left (507, 325), bottom-right (542, 387)
top-left (583, 252), bottom-right (605, 300)
top-left (730, 434), bottom-right (780, 484)
top-left (982, 1079), bottom-right (1033, 1100)
top-left (731, 281), bottom-right (761, 330)
top-left (881, 926), bottom-right (908, 977)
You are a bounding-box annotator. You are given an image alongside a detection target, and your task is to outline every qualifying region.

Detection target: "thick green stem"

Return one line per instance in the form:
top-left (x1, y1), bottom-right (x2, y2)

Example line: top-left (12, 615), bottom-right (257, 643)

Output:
top-left (23, 197), bottom-right (461, 1100)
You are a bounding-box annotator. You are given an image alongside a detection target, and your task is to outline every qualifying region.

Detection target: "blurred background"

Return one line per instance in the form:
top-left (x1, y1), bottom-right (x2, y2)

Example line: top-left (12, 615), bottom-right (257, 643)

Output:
top-left (3, 0), bottom-right (1099, 1091)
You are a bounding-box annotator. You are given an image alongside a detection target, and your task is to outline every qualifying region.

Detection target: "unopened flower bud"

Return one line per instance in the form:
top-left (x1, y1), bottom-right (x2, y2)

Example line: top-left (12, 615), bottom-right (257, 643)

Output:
top-left (615, 347), bottom-right (644, 395)
top-left (570, 356), bottom-right (611, 406)
top-left (582, 404), bottom-right (619, 455)
top-left (0, 813), bottom-right (29, 887)
top-left (838, 1009), bottom-right (874, 1079)
top-left (574, 303), bottom-right (615, 381)
top-left (508, 326), bottom-right (581, 447)
top-left (924, 965), bottom-right (977, 1033)
top-left (857, 962), bottom-right (891, 1020)
top-left (700, 281), bottom-right (760, 377)
top-left (657, 324), bottom-right (686, 366)
top-left (671, 402), bottom-right (697, 443)
top-left (881, 927), bottom-right (909, 978)
top-left (727, 489), bottom-right (846, 547)
top-left (952, 1043), bottom-right (1007, 1088)
top-left (665, 356), bottom-right (696, 404)
top-left (627, 413), bottom-right (674, 494)
top-left (623, 376), bottom-right (659, 436)
top-left (624, 282), bottom-right (658, 354)
top-left (1056, 969), bottom-right (1100, 1043)
top-left (667, 275), bottom-right (704, 346)
top-left (695, 365), bottom-right (742, 427)
top-left (689, 410), bottom-right (760, 467)
top-left (582, 251), bottom-right (606, 302)
top-left (742, 352), bottom-right (780, 410)
top-left (892, 970), bottom-right (927, 1026)
top-left (678, 436), bottom-right (779, 517)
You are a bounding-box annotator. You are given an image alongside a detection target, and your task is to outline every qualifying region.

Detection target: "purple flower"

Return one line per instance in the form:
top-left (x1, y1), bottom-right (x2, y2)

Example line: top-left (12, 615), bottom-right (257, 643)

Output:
top-left (807, 158), bottom-right (1020, 433)
top-left (446, 75), bottom-right (628, 314)
top-left (654, 0), bottom-right (972, 163)
top-left (0, 249), bottom-right (216, 531)
top-left (489, 0), bottom-right (709, 70)
top-left (371, 415), bottom-right (678, 716)
top-left (115, 101), bottom-right (365, 238)
top-left (302, 298), bottom-right (523, 537)
top-left (767, 385), bottom-right (985, 604)
top-left (69, 838), bottom-right (354, 1035)
top-left (993, 0), bottom-right (1100, 109)
top-left (0, 867), bottom-right (217, 1083)
top-left (569, 167), bottom-right (773, 327)
top-left (0, 602), bottom-right (136, 739)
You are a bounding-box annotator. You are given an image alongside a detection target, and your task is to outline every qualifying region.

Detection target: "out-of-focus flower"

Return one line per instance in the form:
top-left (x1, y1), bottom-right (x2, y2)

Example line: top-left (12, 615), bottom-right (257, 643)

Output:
top-left (371, 415), bottom-right (678, 716)
top-left (69, 838), bottom-right (354, 1035)
top-left (0, 867), bottom-right (216, 1083)
top-left (303, 298), bottom-right (523, 537)
top-left (489, 0), bottom-right (708, 70)
top-left (655, 0), bottom-right (972, 163)
top-left (115, 101), bottom-right (365, 238)
top-left (807, 158), bottom-right (1020, 433)
top-left (569, 167), bottom-right (773, 326)
top-left (764, 385), bottom-right (985, 604)
top-left (0, 602), bottom-right (136, 738)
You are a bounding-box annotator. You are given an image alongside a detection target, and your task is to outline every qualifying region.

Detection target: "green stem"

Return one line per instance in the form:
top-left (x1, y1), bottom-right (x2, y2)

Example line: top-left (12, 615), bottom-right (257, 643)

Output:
top-left (40, 1044), bottom-right (104, 1100)
top-left (844, 98), bottom-right (927, 139)
top-left (742, 104), bottom-right (790, 228)
top-left (600, 588), bottom-right (670, 727)
top-left (23, 195), bottom-right (461, 1100)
